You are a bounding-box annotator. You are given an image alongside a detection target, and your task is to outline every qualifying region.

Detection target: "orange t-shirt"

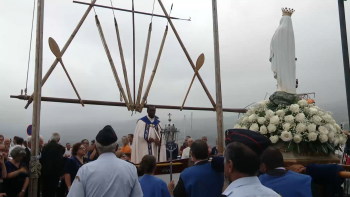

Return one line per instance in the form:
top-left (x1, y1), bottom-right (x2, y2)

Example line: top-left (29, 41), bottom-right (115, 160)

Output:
top-left (121, 144), bottom-right (132, 154)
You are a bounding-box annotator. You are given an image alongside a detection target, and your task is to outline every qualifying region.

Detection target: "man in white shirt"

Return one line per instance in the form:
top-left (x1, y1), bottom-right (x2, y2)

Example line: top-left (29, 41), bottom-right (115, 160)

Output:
top-left (68, 125), bottom-right (143, 197)
top-left (222, 141), bottom-right (279, 197)
top-left (181, 138), bottom-right (193, 159)
top-left (64, 143), bottom-right (72, 157)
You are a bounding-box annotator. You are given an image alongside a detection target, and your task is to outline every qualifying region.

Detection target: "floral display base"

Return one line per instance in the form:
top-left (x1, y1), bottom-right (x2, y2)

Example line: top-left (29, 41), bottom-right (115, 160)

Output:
top-left (273, 142), bottom-right (340, 166)
top-left (269, 91), bottom-right (298, 109)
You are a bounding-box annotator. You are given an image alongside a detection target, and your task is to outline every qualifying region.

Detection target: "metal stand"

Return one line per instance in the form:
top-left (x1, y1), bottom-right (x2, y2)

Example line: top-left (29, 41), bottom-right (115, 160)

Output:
top-left (166, 143), bottom-right (176, 182)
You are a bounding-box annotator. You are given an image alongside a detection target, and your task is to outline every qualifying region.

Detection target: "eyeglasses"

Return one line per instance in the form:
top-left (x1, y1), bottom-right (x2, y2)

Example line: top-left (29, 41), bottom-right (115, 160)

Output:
top-left (79, 147), bottom-right (86, 150)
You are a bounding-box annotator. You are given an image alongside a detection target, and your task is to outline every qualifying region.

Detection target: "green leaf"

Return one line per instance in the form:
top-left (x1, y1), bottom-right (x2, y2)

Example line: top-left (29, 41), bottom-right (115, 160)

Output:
top-left (286, 141), bottom-right (294, 152)
top-left (316, 144), bottom-right (323, 154)
top-left (309, 143), bottom-right (317, 153)
top-left (326, 142), bottom-right (335, 152)
top-left (320, 144), bottom-right (329, 154)
top-left (295, 143), bottom-right (301, 154)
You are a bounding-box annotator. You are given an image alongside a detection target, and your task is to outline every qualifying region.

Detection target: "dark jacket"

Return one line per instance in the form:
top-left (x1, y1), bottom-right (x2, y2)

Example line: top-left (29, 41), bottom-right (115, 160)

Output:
top-left (23, 147), bottom-right (31, 168)
top-left (41, 141), bottom-right (64, 177)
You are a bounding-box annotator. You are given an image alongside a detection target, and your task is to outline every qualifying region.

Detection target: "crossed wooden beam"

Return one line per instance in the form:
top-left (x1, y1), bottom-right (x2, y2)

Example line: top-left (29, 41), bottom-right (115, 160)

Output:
top-left (20, 0), bottom-right (242, 113)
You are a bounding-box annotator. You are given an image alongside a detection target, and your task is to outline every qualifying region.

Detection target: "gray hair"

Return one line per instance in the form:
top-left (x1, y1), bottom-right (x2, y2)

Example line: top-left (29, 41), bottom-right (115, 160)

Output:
top-left (96, 141), bottom-right (117, 154)
top-left (50, 133), bottom-right (60, 142)
top-left (121, 136), bottom-right (129, 146)
top-left (10, 146), bottom-right (26, 158)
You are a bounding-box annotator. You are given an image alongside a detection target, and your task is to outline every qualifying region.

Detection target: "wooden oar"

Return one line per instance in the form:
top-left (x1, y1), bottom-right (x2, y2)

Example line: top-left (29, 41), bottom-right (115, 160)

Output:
top-left (48, 37), bottom-right (84, 107)
top-left (180, 53), bottom-right (205, 111)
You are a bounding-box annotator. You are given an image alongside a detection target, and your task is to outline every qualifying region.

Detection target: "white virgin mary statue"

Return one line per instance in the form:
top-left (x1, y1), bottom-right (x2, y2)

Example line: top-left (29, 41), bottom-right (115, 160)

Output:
top-left (270, 8), bottom-right (296, 94)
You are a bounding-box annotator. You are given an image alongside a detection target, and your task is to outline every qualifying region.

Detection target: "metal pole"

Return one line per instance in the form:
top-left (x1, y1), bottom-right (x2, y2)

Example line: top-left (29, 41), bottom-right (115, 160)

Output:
top-left (338, 0), bottom-right (350, 129)
top-left (212, 0), bottom-right (224, 154)
top-left (29, 0), bottom-right (44, 196)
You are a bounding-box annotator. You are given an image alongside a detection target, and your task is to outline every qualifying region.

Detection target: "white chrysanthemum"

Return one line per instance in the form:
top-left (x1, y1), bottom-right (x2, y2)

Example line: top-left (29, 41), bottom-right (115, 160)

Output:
top-left (295, 113), bottom-right (306, 122)
top-left (267, 124), bottom-right (277, 133)
top-left (293, 134), bottom-right (302, 143)
top-left (290, 104), bottom-right (300, 113)
top-left (257, 117), bottom-right (266, 125)
top-left (324, 124), bottom-right (335, 133)
top-left (284, 115), bottom-right (295, 123)
top-left (283, 123), bottom-right (291, 131)
top-left (265, 110), bottom-right (275, 119)
top-left (280, 131), bottom-right (293, 142)
top-left (309, 107), bottom-right (318, 115)
top-left (296, 123), bottom-right (307, 133)
top-left (334, 123), bottom-right (341, 131)
top-left (340, 136), bottom-right (347, 145)
top-left (246, 109), bottom-right (254, 116)
top-left (308, 132), bottom-right (318, 141)
top-left (242, 117), bottom-right (249, 124)
top-left (319, 134), bottom-right (328, 143)
top-left (241, 125), bottom-right (248, 130)
top-left (303, 107), bottom-right (310, 114)
top-left (259, 125), bottom-right (268, 135)
top-left (276, 110), bottom-right (285, 117)
top-left (307, 123), bottom-right (317, 132)
top-left (270, 135), bottom-right (279, 144)
top-left (258, 101), bottom-right (267, 108)
top-left (249, 114), bottom-right (258, 123)
top-left (322, 114), bottom-right (333, 123)
top-left (298, 100), bottom-right (308, 107)
top-left (249, 123), bottom-right (259, 132)
top-left (328, 132), bottom-right (335, 142)
top-left (312, 115), bottom-right (323, 125)
top-left (270, 116), bottom-right (280, 125)
top-left (318, 126), bottom-right (329, 135)
top-left (318, 111), bottom-right (325, 116)
top-left (334, 137), bottom-right (340, 146)
top-left (234, 124), bottom-right (241, 129)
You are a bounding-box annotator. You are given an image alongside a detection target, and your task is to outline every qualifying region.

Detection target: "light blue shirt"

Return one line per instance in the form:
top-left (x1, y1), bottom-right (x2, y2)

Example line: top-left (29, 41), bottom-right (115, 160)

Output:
top-left (67, 152), bottom-right (143, 197)
top-left (222, 176), bottom-right (280, 197)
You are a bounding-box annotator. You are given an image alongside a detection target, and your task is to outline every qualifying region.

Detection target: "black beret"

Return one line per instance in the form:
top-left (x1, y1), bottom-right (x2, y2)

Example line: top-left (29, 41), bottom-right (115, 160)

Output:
top-left (96, 125), bottom-right (118, 146)
top-left (225, 129), bottom-right (271, 156)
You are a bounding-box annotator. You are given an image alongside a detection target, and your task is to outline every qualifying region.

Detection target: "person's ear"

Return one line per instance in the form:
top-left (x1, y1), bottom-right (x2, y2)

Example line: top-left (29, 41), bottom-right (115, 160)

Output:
top-left (228, 160), bottom-right (234, 173)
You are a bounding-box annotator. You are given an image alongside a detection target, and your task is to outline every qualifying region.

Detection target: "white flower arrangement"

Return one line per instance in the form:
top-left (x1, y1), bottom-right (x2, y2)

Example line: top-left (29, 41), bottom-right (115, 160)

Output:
top-left (234, 99), bottom-right (346, 155)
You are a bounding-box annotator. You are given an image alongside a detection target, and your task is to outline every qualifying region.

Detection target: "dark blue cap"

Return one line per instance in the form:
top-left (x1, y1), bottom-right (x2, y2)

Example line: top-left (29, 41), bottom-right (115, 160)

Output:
top-left (96, 125), bottom-right (118, 146)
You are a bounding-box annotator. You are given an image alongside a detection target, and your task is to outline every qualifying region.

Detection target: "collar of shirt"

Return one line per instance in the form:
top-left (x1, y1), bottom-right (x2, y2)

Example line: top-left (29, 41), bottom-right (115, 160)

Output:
top-left (98, 152), bottom-right (117, 161)
top-left (194, 159), bottom-right (207, 165)
top-left (275, 167), bottom-right (285, 170)
top-left (222, 176), bottom-right (261, 195)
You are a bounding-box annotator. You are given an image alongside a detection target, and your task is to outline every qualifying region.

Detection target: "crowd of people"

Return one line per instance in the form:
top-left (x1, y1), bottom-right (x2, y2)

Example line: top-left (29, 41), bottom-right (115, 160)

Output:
top-left (0, 125), bottom-right (342, 197)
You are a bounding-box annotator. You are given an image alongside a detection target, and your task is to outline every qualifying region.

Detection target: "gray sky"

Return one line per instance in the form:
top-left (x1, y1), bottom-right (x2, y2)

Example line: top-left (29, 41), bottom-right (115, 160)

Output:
top-left (1, 0), bottom-right (350, 146)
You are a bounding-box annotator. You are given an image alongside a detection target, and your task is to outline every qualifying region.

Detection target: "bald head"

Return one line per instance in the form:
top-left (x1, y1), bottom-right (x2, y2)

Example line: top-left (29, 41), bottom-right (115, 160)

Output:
top-left (260, 147), bottom-right (284, 172)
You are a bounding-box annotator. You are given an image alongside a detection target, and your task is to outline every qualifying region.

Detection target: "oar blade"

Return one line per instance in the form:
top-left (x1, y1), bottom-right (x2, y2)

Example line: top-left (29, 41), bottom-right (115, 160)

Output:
top-left (48, 37), bottom-right (62, 58)
top-left (196, 53), bottom-right (205, 70)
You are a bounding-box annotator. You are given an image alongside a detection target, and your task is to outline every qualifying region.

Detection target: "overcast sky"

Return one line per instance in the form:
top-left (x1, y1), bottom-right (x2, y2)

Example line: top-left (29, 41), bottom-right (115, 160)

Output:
top-left (1, 0), bottom-right (350, 145)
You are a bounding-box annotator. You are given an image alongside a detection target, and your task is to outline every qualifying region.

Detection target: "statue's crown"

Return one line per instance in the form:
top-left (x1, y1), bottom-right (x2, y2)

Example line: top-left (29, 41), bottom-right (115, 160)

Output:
top-left (281, 7), bottom-right (295, 16)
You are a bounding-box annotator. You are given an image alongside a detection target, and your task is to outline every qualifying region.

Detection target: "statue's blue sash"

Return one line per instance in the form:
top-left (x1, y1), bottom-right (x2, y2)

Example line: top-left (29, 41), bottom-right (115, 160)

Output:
top-left (140, 116), bottom-right (160, 155)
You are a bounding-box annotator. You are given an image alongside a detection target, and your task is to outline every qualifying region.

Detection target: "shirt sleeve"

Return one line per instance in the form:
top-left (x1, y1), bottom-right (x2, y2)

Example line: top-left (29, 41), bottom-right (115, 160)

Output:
top-left (67, 168), bottom-right (85, 197)
top-left (129, 167), bottom-right (143, 197)
top-left (161, 181), bottom-right (172, 197)
top-left (64, 159), bottom-right (74, 175)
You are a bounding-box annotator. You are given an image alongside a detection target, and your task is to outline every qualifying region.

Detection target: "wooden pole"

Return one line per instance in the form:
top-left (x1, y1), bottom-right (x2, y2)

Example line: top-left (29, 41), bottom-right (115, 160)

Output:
top-left (114, 18), bottom-right (134, 110)
top-left (11, 95), bottom-right (248, 113)
top-left (212, 0), bottom-right (224, 154)
top-left (24, 0), bottom-right (97, 109)
top-left (337, 0), bottom-right (350, 129)
top-left (95, 15), bottom-right (130, 110)
top-left (140, 25), bottom-right (168, 112)
top-left (132, 0), bottom-right (136, 109)
top-left (73, 1), bottom-right (191, 21)
top-left (157, 0), bottom-right (216, 109)
top-left (136, 23), bottom-right (152, 111)
top-left (29, 0), bottom-right (44, 196)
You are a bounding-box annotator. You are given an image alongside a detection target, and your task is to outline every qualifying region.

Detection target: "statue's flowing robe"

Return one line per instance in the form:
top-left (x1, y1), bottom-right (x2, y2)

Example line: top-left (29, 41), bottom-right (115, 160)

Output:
top-left (270, 15), bottom-right (296, 94)
top-left (131, 116), bottom-right (166, 164)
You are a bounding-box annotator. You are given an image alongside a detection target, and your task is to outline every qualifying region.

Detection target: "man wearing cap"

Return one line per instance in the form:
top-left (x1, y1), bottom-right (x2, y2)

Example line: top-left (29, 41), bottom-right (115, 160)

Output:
top-left (220, 129), bottom-right (280, 197)
top-left (67, 125), bottom-right (143, 197)
top-left (131, 106), bottom-right (166, 164)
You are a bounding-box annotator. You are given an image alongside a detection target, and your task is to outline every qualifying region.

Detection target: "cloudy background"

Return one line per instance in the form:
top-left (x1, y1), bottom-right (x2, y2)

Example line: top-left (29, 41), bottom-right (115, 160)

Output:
top-left (1, 0), bottom-right (350, 146)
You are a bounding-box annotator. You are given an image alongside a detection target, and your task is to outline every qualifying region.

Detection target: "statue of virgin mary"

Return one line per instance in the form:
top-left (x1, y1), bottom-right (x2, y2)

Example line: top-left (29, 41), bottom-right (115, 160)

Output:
top-left (270, 8), bottom-right (296, 94)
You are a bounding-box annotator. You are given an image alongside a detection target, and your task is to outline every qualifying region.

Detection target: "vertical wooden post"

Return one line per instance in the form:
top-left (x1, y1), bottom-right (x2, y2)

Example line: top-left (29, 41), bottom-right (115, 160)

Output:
top-left (338, 0), bottom-right (350, 129)
top-left (212, 0), bottom-right (224, 154)
top-left (24, 0), bottom-right (97, 109)
top-left (132, 0), bottom-right (136, 109)
top-left (29, 0), bottom-right (44, 196)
